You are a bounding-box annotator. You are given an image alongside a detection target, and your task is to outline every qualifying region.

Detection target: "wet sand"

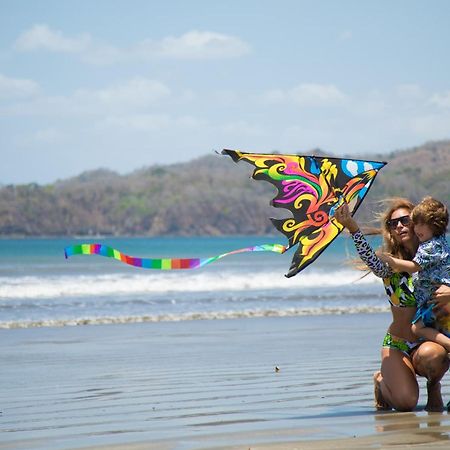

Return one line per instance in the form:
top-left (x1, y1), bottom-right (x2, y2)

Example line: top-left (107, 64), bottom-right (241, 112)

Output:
top-left (1, 314), bottom-right (450, 449)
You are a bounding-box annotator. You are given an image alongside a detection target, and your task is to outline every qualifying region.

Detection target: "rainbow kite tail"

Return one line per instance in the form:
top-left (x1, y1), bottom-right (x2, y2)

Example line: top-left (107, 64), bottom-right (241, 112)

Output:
top-left (64, 243), bottom-right (287, 270)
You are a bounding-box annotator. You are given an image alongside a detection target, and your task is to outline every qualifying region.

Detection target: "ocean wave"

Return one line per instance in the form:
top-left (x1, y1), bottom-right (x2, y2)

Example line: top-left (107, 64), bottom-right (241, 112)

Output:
top-left (0, 305), bottom-right (390, 329)
top-left (0, 270), bottom-right (378, 301)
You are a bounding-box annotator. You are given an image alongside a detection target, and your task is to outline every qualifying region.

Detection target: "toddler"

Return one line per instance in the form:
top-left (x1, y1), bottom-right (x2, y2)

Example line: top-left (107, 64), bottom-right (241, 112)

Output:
top-left (380, 197), bottom-right (450, 351)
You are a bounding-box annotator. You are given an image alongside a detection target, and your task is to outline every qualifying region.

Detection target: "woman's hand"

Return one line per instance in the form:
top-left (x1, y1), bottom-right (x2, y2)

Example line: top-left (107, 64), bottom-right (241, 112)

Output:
top-left (334, 203), bottom-right (359, 233)
top-left (378, 253), bottom-right (389, 263)
top-left (378, 253), bottom-right (395, 267)
top-left (432, 285), bottom-right (450, 317)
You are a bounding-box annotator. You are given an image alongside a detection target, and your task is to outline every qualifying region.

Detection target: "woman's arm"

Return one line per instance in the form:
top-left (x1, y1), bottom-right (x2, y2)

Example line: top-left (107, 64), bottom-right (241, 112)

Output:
top-left (334, 204), bottom-right (392, 278)
top-left (432, 285), bottom-right (450, 316)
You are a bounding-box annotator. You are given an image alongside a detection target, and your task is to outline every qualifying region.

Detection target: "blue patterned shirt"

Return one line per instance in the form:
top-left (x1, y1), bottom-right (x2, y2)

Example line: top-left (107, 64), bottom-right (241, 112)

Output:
top-left (413, 234), bottom-right (450, 307)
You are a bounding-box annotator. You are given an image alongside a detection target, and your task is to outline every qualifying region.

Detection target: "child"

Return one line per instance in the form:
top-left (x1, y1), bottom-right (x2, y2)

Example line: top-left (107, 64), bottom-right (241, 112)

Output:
top-left (380, 197), bottom-right (450, 351)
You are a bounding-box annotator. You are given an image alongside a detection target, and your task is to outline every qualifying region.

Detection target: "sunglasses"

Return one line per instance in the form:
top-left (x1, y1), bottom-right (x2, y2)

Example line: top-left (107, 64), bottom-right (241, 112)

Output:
top-left (386, 215), bottom-right (411, 229)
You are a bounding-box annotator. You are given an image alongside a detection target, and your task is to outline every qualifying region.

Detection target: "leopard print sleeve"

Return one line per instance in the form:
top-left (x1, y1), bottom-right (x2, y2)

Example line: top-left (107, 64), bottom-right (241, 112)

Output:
top-left (351, 230), bottom-right (393, 279)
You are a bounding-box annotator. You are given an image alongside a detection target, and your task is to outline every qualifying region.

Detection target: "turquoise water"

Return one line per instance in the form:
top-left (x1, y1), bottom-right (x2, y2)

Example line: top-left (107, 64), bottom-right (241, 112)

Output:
top-left (0, 235), bottom-right (387, 328)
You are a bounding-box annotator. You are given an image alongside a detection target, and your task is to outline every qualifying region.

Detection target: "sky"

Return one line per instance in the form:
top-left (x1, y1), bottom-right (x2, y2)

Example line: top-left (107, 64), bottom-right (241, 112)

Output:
top-left (1, 0), bottom-right (450, 184)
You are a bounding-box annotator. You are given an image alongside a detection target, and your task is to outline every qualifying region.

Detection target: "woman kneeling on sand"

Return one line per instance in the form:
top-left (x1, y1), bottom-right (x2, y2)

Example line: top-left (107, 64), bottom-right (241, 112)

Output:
top-left (335, 198), bottom-right (450, 412)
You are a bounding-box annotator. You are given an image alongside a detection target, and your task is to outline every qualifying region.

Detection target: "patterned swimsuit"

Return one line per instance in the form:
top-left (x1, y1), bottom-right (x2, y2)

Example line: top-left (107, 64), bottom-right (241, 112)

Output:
top-left (351, 230), bottom-right (419, 356)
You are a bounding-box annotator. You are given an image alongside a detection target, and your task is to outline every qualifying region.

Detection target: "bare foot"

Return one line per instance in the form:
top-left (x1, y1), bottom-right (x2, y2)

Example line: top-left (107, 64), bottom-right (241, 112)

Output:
top-left (373, 371), bottom-right (391, 410)
top-left (425, 381), bottom-right (444, 412)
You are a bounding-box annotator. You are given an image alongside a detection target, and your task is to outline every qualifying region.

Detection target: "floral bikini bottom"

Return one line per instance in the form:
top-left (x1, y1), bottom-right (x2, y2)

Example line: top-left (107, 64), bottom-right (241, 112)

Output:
top-left (382, 332), bottom-right (420, 357)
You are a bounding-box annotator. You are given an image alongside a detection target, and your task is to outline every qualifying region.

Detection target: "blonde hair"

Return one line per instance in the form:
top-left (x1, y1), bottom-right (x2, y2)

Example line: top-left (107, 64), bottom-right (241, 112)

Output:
top-left (379, 197), bottom-right (417, 260)
top-left (411, 196), bottom-right (449, 236)
top-left (351, 198), bottom-right (418, 273)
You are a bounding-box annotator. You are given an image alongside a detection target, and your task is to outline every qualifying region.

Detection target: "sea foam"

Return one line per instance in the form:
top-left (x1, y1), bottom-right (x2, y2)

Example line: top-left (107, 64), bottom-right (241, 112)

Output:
top-left (0, 269), bottom-right (378, 300)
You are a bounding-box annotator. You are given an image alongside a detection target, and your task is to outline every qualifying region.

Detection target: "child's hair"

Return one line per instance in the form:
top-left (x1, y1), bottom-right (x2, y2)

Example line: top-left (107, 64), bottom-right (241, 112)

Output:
top-left (411, 196), bottom-right (449, 236)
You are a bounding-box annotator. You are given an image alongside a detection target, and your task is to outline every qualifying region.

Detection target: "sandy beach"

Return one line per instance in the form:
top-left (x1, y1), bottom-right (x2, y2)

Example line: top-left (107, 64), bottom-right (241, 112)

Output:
top-left (2, 313), bottom-right (450, 450)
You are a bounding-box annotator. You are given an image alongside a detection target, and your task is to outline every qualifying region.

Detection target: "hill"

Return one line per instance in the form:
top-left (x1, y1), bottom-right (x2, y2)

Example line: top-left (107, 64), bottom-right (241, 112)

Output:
top-left (1, 140), bottom-right (449, 236)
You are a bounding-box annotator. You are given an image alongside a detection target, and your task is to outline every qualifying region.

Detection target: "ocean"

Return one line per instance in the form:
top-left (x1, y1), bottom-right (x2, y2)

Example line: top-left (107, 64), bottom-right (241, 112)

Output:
top-left (0, 235), bottom-right (389, 329)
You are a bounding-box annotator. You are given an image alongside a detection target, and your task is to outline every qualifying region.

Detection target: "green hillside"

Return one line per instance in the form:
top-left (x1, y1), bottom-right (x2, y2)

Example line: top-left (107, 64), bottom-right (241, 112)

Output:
top-left (1, 140), bottom-right (449, 236)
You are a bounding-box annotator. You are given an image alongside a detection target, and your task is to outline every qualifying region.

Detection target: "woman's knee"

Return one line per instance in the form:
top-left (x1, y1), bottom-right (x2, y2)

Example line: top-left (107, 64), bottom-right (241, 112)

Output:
top-left (391, 393), bottom-right (418, 411)
top-left (413, 342), bottom-right (449, 380)
top-left (387, 384), bottom-right (419, 411)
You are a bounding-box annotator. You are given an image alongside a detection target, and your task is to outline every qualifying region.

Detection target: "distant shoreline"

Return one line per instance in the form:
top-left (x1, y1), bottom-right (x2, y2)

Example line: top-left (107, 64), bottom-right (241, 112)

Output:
top-left (1, 140), bottom-right (449, 237)
top-left (0, 233), bottom-right (283, 239)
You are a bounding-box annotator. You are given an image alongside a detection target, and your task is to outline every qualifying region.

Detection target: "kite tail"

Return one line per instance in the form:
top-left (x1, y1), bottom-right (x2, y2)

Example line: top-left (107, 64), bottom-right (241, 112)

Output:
top-left (64, 243), bottom-right (287, 270)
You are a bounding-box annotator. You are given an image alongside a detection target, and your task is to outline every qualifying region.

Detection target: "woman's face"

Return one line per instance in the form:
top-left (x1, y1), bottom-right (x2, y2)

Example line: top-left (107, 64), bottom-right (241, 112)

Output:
top-left (388, 207), bottom-right (415, 246)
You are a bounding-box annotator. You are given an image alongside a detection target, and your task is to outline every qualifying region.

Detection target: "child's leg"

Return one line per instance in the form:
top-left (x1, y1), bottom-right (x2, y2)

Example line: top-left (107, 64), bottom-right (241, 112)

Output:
top-left (412, 320), bottom-right (450, 352)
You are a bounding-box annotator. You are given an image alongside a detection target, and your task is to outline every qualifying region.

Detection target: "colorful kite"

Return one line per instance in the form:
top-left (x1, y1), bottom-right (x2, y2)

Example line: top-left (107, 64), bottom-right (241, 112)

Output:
top-left (64, 150), bottom-right (386, 277)
top-left (221, 149), bottom-right (386, 277)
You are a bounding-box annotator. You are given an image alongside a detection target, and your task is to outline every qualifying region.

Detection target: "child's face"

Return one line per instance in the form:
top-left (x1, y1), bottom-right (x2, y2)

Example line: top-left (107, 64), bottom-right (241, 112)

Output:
top-left (414, 222), bottom-right (434, 242)
top-left (388, 208), bottom-right (415, 246)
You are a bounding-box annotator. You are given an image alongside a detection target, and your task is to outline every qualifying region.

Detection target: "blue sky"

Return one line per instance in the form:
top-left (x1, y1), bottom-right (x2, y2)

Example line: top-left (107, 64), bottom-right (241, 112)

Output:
top-left (1, 0), bottom-right (450, 184)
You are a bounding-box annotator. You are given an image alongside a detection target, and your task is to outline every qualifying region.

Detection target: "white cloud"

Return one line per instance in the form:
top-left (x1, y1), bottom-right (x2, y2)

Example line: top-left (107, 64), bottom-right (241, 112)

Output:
top-left (262, 83), bottom-right (347, 107)
top-left (0, 77), bottom-right (171, 117)
top-left (13, 25), bottom-right (250, 64)
top-left (430, 90), bottom-right (450, 108)
top-left (15, 24), bottom-right (91, 53)
top-left (145, 30), bottom-right (251, 59)
top-left (0, 73), bottom-right (40, 99)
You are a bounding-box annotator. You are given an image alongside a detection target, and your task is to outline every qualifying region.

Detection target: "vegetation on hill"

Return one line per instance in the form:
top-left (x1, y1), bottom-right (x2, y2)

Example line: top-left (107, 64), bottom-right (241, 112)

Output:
top-left (1, 140), bottom-right (449, 236)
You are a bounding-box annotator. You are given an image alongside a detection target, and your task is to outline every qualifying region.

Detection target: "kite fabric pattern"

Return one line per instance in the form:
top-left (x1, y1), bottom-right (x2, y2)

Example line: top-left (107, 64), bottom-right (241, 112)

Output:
top-left (221, 149), bottom-right (386, 277)
top-left (64, 243), bottom-right (287, 270)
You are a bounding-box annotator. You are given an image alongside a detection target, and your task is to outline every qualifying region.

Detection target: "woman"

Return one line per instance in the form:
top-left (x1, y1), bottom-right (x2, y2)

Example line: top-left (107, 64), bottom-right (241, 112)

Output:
top-left (334, 198), bottom-right (450, 412)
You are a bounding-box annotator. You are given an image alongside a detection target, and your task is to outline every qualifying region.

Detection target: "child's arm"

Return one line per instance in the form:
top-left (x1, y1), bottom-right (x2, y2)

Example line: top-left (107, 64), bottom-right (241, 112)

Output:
top-left (379, 253), bottom-right (421, 274)
top-left (412, 320), bottom-right (450, 352)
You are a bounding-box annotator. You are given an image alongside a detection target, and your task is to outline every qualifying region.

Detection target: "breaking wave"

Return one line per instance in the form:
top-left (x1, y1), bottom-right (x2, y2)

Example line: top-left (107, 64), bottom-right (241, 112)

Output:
top-left (0, 269), bottom-right (377, 300)
top-left (0, 305), bottom-right (390, 329)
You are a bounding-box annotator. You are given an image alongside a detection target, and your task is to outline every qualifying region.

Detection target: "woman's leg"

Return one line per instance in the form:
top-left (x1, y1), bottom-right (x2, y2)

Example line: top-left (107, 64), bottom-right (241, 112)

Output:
top-left (412, 341), bottom-right (449, 411)
top-left (377, 347), bottom-right (419, 411)
top-left (373, 370), bottom-right (391, 410)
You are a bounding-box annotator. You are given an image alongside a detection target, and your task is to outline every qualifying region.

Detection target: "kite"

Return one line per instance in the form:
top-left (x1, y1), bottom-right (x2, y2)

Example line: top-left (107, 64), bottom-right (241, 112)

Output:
top-left (64, 150), bottom-right (386, 277)
top-left (221, 149), bottom-right (386, 277)
top-left (64, 242), bottom-right (286, 269)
